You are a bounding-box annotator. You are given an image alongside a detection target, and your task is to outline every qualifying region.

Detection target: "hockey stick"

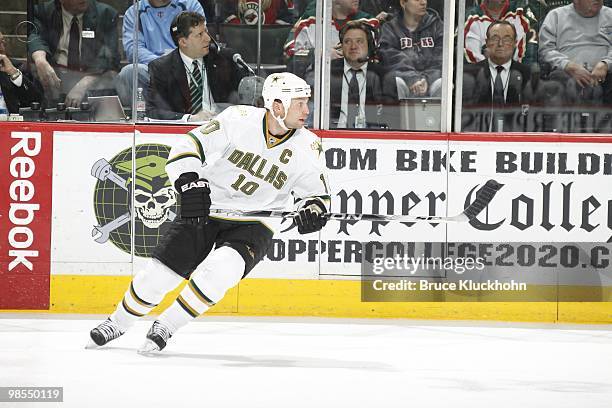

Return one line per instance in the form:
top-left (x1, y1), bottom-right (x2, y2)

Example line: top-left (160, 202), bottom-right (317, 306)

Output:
top-left (210, 179), bottom-right (503, 224)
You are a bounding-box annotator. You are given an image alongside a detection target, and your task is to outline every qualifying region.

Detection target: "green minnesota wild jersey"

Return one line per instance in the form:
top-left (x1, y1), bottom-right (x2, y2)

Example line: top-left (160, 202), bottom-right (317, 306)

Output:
top-left (166, 105), bottom-right (331, 220)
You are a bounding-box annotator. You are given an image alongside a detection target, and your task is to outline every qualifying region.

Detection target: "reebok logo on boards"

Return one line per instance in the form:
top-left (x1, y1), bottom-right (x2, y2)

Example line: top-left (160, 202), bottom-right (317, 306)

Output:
top-left (7, 132), bottom-right (42, 272)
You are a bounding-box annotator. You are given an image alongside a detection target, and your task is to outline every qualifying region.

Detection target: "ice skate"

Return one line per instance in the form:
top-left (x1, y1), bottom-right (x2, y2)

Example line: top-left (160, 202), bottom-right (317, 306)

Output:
top-left (138, 320), bottom-right (172, 354)
top-left (86, 318), bottom-right (124, 349)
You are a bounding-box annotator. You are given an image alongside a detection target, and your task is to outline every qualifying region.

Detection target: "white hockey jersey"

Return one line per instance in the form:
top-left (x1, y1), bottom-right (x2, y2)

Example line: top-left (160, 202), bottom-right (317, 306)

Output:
top-left (166, 105), bottom-right (331, 220)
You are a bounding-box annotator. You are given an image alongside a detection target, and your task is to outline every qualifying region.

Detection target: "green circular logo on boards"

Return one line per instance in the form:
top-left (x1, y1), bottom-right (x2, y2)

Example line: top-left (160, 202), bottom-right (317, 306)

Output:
top-left (91, 144), bottom-right (178, 257)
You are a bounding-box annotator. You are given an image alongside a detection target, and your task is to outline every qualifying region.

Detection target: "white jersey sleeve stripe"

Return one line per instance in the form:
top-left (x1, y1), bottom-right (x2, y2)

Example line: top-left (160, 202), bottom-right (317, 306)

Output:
top-left (166, 152), bottom-right (201, 166)
top-left (186, 132), bottom-right (205, 162)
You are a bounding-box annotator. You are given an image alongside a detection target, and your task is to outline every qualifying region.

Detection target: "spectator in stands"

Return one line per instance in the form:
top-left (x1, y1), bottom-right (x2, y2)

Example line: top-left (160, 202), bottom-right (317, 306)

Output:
top-left (147, 11), bottom-right (244, 120)
top-left (223, 0), bottom-right (295, 25)
top-left (283, 0), bottom-right (379, 64)
top-left (117, 0), bottom-right (204, 107)
top-left (28, 0), bottom-right (120, 108)
top-left (539, 0), bottom-right (612, 105)
top-left (0, 32), bottom-right (44, 113)
top-left (379, 0), bottom-right (443, 98)
top-left (329, 21), bottom-right (386, 128)
top-left (462, 20), bottom-right (533, 131)
top-left (540, 0), bottom-right (612, 16)
top-left (464, 0), bottom-right (539, 65)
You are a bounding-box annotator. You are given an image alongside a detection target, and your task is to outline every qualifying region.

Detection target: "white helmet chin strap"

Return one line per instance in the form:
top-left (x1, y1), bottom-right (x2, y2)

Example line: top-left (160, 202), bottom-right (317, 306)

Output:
top-left (271, 102), bottom-right (290, 131)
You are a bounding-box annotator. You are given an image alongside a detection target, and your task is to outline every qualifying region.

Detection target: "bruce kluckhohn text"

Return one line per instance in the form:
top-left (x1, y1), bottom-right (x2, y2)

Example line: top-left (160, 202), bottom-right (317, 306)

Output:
top-left (371, 279), bottom-right (528, 292)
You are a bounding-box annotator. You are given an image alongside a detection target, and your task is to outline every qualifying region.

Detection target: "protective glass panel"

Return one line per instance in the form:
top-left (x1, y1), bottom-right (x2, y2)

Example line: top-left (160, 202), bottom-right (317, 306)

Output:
top-left (317, 0), bottom-right (447, 131)
top-left (120, 0), bottom-right (297, 123)
top-left (459, 0), bottom-right (612, 133)
top-left (16, 0), bottom-right (126, 122)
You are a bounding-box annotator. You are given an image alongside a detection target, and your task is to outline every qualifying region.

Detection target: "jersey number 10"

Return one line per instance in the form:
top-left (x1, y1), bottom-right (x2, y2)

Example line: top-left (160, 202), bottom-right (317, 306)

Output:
top-left (231, 174), bottom-right (259, 195)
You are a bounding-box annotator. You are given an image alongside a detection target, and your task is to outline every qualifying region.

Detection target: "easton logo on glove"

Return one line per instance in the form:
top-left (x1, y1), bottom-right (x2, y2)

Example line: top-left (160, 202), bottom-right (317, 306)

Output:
top-left (175, 173), bottom-right (211, 221)
top-left (181, 180), bottom-right (209, 193)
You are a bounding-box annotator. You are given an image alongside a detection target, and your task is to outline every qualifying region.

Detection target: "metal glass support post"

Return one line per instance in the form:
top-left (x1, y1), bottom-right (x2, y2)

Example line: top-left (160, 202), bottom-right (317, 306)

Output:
top-left (313, 1), bottom-right (332, 129)
top-left (256, 0), bottom-right (262, 75)
top-left (440, 0), bottom-right (456, 132)
top-left (454, 0), bottom-right (467, 132)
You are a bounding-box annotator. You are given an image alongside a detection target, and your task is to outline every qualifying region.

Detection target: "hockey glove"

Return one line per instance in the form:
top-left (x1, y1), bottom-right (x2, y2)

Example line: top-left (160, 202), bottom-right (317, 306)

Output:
top-left (175, 172), bottom-right (211, 223)
top-left (295, 200), bottom-right (328, 234)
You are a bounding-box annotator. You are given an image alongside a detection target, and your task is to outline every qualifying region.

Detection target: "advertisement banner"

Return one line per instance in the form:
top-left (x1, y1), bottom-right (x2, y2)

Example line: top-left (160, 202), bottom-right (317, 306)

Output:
top-left (446, 140), bottom-right (612, 243)
top-left (12, 126), bottom-right (611, 292)
top-left (0, 125), bottom-right (53, 309)
top-left (313, 137), bottom-right (612, 292)
top-left (51, 130), bottom-right (134, 276)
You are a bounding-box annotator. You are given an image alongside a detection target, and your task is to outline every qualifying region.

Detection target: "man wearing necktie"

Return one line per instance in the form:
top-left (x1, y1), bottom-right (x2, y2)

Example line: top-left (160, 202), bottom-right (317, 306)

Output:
top-left (28, 0), bottom-right (120, 108)
top-left (147, 11), bottom-right (244, 121)
top-left (462, 20), bottom-right (532, 132)
top-left (115, 0), bottom-right (205, 107)
top-left (329, 21), bottom-right (386, 129)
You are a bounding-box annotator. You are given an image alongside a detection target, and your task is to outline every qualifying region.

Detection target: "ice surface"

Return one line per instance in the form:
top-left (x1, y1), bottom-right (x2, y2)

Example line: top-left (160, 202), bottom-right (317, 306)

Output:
top-left (0, 316), bottom-right (611, 408)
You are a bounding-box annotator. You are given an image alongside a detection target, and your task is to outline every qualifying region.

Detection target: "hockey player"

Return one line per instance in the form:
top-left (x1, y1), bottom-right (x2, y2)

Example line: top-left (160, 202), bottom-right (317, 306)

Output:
top-left (88, 72), bottom-right (331, 353)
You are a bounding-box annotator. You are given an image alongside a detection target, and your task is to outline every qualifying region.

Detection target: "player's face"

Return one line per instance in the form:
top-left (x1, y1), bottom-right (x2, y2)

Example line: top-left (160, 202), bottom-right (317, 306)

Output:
top-left (401, 0), bottom-right (427, 17)
top-left (283, 97), bottom-right (310, 129)
top-left (181, 23), bottom-right (211, 59)
top-left (60, 0), bottom-right (89, 15)
top-left (0, 33), bottom-right (6, 55)
top-left (342, 28), bottom-right (369, 65)
top-left (573, 0), bottom-right (603, 17)
top-left (486, 24), bottom-right (515, 65)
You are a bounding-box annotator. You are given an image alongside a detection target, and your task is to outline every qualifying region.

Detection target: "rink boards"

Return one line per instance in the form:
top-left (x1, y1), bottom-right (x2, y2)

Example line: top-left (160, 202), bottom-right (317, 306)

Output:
top-left (1, 123), bottom-right (611, 322)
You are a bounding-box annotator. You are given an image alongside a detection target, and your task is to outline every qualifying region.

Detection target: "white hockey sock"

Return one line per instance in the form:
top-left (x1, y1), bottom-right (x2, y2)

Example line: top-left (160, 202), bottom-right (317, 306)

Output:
top-left (111, 258), bottom-right (184, 331)
top-left (158, 246), bottom-right (246, 333)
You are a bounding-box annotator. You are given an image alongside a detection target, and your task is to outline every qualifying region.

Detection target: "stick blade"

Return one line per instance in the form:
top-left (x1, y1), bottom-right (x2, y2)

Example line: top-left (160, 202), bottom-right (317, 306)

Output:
top-left (463, 179), bottom-right (504, 220)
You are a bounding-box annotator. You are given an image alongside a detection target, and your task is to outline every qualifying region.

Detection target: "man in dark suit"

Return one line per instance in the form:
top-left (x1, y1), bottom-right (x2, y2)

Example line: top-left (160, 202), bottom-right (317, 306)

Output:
top-left (0, 32), bottom-right (43, 113)
top-left (462, 20), bottom-right (532, 132)
top-left (147, 11), bottom-right (244, 121)
top-left (329, 21), bottom-right (386, 129)
top-left (28, 0), bottom-right (120, 108)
